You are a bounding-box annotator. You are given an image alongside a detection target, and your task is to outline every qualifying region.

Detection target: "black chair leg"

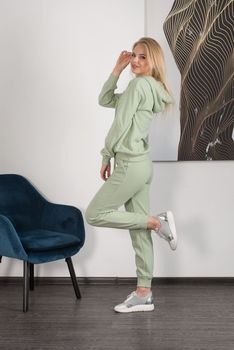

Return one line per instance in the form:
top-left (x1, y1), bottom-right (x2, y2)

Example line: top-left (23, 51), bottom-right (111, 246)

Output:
top-left (0, 256), bottom-right (2, 263)
top-left (65, 257), bottom-right (81, 299)
top-left (29, 263), bottom-right (34, 291)
top-left (23, 261), bottom-right (29, 312)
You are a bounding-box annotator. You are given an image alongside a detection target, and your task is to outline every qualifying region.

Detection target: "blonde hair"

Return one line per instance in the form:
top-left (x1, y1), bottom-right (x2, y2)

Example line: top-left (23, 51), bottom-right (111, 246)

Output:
top-left (132, 37), bottom-right (172, 96)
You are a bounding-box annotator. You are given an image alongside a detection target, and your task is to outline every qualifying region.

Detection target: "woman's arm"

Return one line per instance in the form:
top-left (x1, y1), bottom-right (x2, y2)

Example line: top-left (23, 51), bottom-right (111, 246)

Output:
top-left (98, 51), bottom-right (132, 108)
top-left (98, 74), bottom-right (122, 108)
top-left (101, 79), bottom-right (143, 166)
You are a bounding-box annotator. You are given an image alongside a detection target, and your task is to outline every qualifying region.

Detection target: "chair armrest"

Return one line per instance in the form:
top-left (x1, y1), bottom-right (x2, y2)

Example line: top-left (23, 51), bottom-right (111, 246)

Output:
top-left (0, 215), bottom-right (28, 260)
top-left (41, 202), bottom-right (85, 245)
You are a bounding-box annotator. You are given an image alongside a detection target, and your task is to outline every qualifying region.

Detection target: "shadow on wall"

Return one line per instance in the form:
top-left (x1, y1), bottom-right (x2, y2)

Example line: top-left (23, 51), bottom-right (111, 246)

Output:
top-left (151, 162), bottom-right (211, 276)
top-left (0, 258), bottom-right (16, 277)
top-left (151, 162), bottom-right (180, 276)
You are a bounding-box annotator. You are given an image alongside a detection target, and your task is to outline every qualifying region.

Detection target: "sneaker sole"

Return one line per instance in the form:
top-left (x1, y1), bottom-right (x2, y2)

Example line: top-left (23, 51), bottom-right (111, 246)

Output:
top-left (114, 304), bottom-right (155, 313)
top-left (167, 210), bottom-right (178, 250)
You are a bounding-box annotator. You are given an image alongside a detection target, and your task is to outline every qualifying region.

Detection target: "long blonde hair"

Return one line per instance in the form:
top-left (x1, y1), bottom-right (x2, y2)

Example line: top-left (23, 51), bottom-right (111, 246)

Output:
top-left (132, 37), bottom-right (172, 96)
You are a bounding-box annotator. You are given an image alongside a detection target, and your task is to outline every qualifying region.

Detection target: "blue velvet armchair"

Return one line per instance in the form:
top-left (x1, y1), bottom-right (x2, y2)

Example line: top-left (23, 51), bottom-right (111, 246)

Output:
top-left (0, 174), bottom-right (85, 312)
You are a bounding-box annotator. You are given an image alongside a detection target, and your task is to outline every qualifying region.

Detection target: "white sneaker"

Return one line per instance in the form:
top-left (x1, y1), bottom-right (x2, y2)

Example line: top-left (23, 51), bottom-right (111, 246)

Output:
top-left (114, 291), bottom-right (154, 313)
top-left (155, 211), bottom-right (177, 250)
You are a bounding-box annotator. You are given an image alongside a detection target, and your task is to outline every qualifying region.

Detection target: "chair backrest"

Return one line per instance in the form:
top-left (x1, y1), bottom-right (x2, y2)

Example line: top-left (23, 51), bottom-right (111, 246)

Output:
top-left (0, 174), bottom-right (46, 231)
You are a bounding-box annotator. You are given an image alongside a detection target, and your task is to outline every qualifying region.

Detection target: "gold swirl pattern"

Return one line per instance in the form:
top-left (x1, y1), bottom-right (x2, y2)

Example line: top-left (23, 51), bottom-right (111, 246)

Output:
top-left (163, 0), bottom-right (234, 160)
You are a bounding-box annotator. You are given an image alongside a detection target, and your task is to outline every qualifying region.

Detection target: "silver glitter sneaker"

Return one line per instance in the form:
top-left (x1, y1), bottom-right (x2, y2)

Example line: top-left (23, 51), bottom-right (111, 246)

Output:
top-left (114, 291), bottom-right (154, 313)
top-left (155, 211), bottom-right (177, 250)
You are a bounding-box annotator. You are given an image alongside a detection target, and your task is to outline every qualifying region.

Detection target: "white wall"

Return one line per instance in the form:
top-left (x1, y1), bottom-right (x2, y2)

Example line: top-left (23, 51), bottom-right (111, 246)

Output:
top-left (0, 0), bottom-right (234, 278)
top-left (148, 0), bottom-right (180, 161)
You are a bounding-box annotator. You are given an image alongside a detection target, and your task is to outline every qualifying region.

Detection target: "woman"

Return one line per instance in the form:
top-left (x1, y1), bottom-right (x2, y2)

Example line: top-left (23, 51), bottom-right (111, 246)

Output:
top-left (85, 37), bottom-right (177, 313)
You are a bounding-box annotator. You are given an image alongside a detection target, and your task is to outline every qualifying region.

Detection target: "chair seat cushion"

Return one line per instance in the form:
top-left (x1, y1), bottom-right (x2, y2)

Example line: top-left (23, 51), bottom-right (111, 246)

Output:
top-left (19, 229), bottom-right (80, 252)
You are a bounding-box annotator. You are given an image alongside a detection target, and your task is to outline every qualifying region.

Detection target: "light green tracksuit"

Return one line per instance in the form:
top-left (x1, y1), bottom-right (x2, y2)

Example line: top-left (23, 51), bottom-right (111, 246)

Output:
top-left (85, 73), bottom-right (173, 287)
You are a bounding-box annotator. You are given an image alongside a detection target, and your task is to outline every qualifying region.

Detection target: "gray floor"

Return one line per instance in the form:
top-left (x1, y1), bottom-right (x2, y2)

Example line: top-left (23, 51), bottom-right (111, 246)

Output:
top-left (0, 281), bottom-right (234, 350)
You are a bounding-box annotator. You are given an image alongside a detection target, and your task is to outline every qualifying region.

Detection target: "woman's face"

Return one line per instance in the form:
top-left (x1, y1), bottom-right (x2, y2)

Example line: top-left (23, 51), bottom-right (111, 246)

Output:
top-left (130, 44), bottom-right (151, 77)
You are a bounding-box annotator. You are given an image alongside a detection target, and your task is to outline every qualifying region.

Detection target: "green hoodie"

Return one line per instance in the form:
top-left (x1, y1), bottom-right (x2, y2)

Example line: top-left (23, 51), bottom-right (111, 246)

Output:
top-left (99, 73), bottom-right (173, 165)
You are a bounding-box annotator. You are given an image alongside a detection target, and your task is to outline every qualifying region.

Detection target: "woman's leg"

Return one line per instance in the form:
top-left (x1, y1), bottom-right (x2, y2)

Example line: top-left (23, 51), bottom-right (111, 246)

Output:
top-left (85, 159), bottom-right (152, 230)
top-left (86, 158), bottom-right (155, 290)
top-left (124, 181), bottom-right (154, 292)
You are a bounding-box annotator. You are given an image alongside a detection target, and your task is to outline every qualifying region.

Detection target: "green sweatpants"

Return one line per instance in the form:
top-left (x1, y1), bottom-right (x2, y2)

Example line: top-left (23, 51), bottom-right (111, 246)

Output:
top-left (85, 155), bottom-right (154, 288)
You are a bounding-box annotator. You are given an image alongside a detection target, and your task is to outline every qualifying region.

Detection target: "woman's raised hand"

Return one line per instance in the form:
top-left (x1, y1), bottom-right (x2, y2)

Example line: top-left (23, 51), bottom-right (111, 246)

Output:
top-left (112, 50), bottom-right (132, 77)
